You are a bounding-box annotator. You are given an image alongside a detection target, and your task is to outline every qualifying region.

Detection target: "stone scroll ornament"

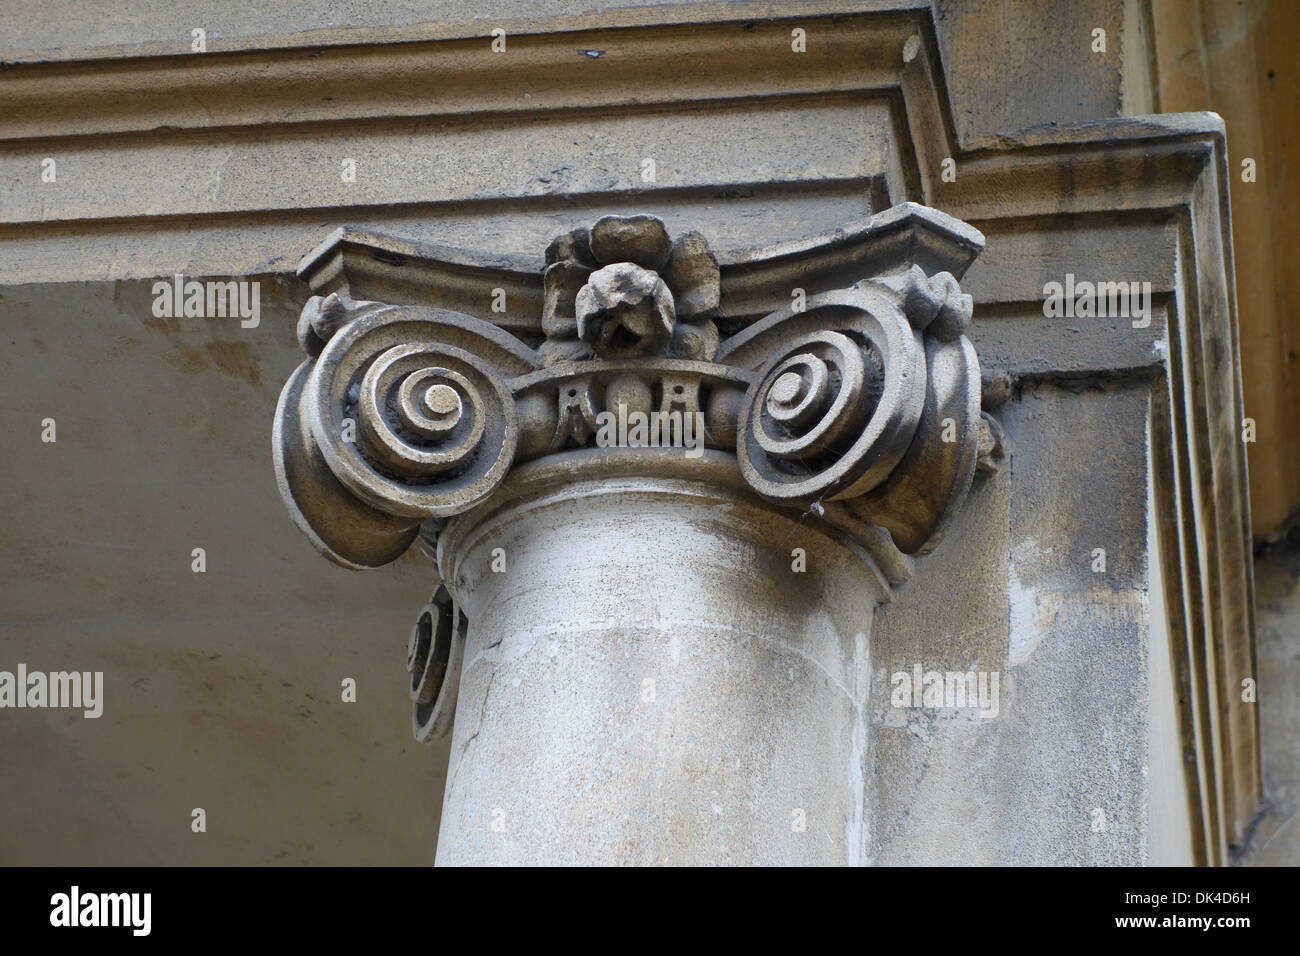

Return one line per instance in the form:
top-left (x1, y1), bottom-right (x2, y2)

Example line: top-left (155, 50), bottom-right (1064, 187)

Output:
top-left (273, 210), bottom-right (1003, 739)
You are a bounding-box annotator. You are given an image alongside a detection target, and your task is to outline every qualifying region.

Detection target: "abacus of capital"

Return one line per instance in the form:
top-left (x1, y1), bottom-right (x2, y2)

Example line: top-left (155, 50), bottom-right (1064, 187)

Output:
top-left (272, 205), bottom-right (1006, 865)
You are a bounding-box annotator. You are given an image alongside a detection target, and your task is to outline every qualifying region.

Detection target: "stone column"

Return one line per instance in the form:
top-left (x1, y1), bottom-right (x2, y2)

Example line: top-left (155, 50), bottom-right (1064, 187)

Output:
top-left (272, 209), bottom-right (996, 865)
top-left (434, 455), bottom-right (884, 865)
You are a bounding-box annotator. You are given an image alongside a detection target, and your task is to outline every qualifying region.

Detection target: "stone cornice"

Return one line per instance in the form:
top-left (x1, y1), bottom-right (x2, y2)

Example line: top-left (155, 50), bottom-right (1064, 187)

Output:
top-left (0, 6), bottom-right (942, 141)
top-left (0, 0), bottom-right (930, 65)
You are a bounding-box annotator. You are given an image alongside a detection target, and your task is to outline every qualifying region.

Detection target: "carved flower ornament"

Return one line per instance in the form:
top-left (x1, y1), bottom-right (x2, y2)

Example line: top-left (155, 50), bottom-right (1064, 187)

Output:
top-left (540, 215), bottom-right (720, 364)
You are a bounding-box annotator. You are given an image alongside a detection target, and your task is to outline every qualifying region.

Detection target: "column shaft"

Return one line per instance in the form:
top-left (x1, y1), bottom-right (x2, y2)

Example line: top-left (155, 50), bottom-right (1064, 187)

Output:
top-left (435, 465), bottom-right (880, 865)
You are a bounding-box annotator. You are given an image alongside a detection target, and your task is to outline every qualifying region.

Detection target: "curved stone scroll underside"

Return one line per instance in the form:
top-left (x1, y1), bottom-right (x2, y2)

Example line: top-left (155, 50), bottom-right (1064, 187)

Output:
top-left (406, 585), bottom-right (466, 743)
top-left (273, 206), bottom-right (999, 573)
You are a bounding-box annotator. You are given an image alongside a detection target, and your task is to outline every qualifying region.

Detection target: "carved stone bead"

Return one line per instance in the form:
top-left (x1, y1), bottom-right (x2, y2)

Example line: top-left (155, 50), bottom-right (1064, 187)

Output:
top-left (516, 391), bottom-right (559, 461)
top-left (604, 374), bottom-right (655, 418)
top-left (705, 384), bottom-right (747, 450)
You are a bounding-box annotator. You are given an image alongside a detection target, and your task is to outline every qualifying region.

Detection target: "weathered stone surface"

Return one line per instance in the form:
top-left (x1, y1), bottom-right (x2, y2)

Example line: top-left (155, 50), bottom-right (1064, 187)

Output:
top-left (663, 231), bottom-right (720, 319)
top-left (434, 456), bottom-right (881, 865)
top-left (588, 214), bottom-right (672, 271)
top-left (273, 304), bottom-right (538, 568)
top-left (575, 262), bottom-right (676, 358)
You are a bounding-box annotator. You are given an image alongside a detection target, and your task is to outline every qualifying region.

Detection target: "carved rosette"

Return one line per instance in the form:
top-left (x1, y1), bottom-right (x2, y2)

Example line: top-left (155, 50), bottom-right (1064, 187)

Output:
top-left (542, 215), bottom-right (720, 365)
top-left (272, 208), bottom-right (1001, 738)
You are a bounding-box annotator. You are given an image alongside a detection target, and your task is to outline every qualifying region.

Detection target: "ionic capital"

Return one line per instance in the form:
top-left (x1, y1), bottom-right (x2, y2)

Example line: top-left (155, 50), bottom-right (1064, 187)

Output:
top-left (274, 205), bottom-right (1001, 576)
